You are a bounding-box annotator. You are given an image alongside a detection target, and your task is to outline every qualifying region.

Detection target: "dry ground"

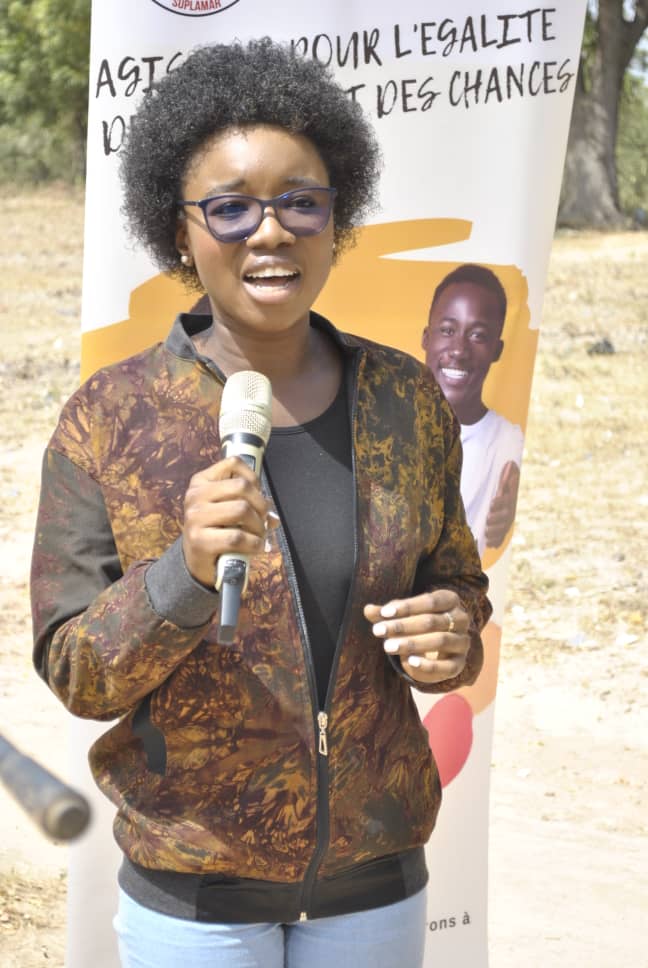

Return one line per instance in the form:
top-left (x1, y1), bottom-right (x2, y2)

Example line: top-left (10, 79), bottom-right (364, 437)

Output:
top-left (1, 186), bottom-right (646, 967)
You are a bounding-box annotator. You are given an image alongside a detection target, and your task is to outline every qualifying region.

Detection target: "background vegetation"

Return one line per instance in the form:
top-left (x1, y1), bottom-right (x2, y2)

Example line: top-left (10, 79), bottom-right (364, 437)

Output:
top-left (618, 68), bottom-right (648, 214)
top-left (559, 1), bottom-right (648, 226)
top-left (0, 0), bottom-right (90, 181)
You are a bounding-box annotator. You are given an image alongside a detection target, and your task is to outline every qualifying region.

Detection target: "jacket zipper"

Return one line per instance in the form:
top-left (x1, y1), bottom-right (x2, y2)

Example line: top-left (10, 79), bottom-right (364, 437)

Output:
top-left (199, 359), bottom-right (328, 919)
top-left (268, 509), bottom-right (329, 922)
top-left (202, 344), bottom-right (362, 922)
top-left (293, 351), bottom-right (362, 921)
top-left (317, 711), bottom-right (329, 756)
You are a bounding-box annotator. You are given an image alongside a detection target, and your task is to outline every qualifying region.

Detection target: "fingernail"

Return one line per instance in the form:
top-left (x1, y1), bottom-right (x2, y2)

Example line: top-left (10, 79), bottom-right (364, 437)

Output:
top-left (408, 655), bottom-right (422, 667)
top-left (383, 640), bottom-right (399, 654)
top-left (266, 510), bottom-right (280, 523)
top-left (373, 622), bottom-right (387, 637)
top-left (381, 603), bottom-right (397, 618)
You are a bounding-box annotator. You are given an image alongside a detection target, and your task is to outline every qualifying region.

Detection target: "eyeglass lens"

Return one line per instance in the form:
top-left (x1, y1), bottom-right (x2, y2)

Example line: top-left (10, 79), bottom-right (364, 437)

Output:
top-left (201, 188), bottom-right (334, 241)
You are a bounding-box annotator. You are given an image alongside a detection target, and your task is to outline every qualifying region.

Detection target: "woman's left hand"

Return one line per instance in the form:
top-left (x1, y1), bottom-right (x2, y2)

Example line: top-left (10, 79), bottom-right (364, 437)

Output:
top-left (364, 590), bottom-right (471, 684)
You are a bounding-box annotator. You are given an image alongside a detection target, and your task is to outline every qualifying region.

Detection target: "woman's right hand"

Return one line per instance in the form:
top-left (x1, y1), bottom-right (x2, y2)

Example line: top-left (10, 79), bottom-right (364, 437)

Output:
top-left (182, 456), bottom-right (275, 588)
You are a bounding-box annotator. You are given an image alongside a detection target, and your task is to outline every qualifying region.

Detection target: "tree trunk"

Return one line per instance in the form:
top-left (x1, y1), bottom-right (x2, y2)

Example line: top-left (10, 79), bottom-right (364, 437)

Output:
top-left (559, 0), bottom-right (648, 228)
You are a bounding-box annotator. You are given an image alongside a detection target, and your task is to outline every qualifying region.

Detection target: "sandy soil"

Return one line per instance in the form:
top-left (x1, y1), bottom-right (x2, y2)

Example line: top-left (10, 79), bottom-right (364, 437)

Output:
top-left (1, 187), bottom-right (646, 966)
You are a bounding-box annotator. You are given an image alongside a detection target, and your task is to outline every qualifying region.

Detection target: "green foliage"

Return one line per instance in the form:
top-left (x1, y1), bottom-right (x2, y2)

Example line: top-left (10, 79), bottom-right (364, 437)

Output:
top-left (618, 18), bottom-right (648, 215)
top-left (579, 4), bottom-right (599, 94)
top-left (0, 0), bottom-right (90, 181)
top-left (617, 75), bottom-right (648, 214)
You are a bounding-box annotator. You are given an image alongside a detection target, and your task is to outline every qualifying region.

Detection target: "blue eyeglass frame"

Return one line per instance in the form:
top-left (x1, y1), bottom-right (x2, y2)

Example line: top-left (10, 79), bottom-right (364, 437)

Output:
top-left (177, 187), bottom-right (337, 243)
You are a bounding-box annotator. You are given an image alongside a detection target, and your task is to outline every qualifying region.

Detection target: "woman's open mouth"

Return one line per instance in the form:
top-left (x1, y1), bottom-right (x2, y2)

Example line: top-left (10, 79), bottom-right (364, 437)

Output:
top-left (243, 266), bottom-right (301, 291)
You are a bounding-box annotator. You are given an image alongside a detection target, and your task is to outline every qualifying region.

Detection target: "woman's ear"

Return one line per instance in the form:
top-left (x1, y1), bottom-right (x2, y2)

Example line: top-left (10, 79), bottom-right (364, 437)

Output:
top-left (175, 219), bottom-right (192, 265)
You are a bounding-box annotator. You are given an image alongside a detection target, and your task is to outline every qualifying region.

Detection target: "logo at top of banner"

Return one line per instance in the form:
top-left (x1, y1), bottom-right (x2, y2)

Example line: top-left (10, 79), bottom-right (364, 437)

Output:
top-left (150, 0), bottom-right (240, 17)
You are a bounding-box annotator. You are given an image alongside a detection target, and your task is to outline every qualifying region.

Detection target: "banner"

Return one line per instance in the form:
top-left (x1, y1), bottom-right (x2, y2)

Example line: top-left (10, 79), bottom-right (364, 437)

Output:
top-left (68, 2), bottom-right (586, 965)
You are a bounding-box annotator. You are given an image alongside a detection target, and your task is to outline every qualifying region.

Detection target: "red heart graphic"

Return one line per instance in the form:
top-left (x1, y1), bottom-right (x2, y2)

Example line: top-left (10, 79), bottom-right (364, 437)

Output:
top-left (423, 694), bottom-right (473, 787)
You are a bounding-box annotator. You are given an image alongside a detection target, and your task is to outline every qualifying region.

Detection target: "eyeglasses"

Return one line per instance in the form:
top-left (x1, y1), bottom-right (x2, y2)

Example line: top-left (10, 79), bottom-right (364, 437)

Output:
top-left (178, 187), bottom-right (337, 243)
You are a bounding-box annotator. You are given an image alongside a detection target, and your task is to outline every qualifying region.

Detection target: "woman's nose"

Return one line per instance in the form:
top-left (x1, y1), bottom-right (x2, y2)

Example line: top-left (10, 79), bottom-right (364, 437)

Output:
top-left (246, 210), bottom-right (295, 248)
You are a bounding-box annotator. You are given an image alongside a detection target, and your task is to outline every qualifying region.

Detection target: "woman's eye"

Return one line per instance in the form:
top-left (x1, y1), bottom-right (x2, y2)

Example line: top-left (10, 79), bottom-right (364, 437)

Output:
top-left (209, 199), bottom-right (249, 219)
top-left (285, 193), bottom-right (317, 210)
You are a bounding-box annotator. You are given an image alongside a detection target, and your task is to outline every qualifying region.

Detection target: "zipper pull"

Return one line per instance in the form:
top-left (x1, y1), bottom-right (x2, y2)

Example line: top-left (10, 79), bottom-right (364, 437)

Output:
top-left (318, 712), bottom-right (328, 757)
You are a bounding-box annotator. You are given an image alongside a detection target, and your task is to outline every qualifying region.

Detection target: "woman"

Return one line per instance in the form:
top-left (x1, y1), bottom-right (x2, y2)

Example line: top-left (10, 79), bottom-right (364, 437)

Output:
top-left (31, 39), bottom-right (491, 968)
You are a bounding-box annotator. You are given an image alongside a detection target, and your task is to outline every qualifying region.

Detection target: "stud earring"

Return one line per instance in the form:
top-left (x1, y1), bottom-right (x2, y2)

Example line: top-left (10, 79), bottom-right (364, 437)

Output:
top-left (180, 253), bottom-right (193, 267)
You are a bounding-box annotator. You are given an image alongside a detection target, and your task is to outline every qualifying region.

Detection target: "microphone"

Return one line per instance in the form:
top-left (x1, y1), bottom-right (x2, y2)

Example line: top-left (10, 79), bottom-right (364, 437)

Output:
top-left (216, 370), bottom-right (273, 644)
top-left (0, 733), bottom-right (91, 842)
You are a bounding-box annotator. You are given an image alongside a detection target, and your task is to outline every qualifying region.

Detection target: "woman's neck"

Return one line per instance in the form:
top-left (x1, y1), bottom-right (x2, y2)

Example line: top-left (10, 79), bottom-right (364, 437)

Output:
top-left (193, 314), bottom-right (343, 427)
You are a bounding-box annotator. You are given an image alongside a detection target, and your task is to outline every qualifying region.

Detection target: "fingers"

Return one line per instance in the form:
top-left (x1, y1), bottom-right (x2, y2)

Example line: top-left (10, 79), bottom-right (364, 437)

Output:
top-left (401, 655), bottom-right (467, 679)
top-left (381, 627), bottom-right (469, 660)
top-left (495, 460), bottom-right (520, 499)
top-left (363, 589), bottom-right (463, 625)
top-left (485, 494), bottom-right (519, 549)
top-left (182, 457), bottom-right (276, 587)
top-left (186, 458), bottom-right (270, 519)
top-left (185, 457), bottom-right (265, 501)
top-left (485, 462), bottom-right (521, 548)
top-left (186, 490), bottom-right (267, 538)
top-left (484, 503), bottom-right (513, 547)
top-left (364, 590), bottom-right (471, 683)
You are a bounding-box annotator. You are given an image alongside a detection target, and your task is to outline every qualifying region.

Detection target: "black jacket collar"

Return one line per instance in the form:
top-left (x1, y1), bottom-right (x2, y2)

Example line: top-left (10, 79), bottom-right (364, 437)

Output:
top-left (165, 311), bottom-right (364, 365)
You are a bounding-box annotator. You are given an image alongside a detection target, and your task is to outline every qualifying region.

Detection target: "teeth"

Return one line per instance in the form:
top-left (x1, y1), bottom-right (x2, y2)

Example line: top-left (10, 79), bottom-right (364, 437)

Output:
top-left (442, 367), bottom-right (469, 379)
top-left (245, 267), bottom-right (298, 280)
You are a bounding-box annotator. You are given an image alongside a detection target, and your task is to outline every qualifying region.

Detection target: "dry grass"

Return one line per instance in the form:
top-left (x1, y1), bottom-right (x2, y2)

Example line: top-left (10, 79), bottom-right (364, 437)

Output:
top-left (0, 871), bottom-right (66, 967)
top-left (505, 231), bottom-right (648, 680)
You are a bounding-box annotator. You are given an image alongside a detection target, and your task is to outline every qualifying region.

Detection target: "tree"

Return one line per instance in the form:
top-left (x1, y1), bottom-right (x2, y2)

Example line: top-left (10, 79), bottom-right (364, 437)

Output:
top-left (617, 72), bottom-right (648, 214)
top-left (559, 0), bottom-right (648, 227)
top-left (0, 0), bottom-right (91, 180)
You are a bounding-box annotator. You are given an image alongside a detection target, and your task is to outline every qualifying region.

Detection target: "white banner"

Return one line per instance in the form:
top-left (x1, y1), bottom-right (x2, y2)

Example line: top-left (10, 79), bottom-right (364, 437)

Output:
top-left (69, 2), bottom-right (587, 965)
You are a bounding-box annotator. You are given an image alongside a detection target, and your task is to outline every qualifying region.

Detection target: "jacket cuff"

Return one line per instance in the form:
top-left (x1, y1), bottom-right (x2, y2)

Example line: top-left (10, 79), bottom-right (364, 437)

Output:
top-left (145, 537), bottom-right (219, 629)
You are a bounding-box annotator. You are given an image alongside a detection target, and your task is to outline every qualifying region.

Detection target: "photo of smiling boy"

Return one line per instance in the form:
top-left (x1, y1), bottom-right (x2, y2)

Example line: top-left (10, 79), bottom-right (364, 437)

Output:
top-left (422, 264), bottom-right (524, 558)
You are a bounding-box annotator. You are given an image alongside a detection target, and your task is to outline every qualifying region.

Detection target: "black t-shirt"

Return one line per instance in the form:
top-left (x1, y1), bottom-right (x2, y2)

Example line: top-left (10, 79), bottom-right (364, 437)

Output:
top-left (264, 376), bottom-right (353, 709)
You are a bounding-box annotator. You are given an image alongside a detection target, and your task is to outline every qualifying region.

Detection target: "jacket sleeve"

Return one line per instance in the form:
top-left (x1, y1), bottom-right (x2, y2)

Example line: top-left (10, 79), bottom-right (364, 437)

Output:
top-left (393, 378), bottom-right (492, 694)
top-left (31, 448), bottom-right (219, 721)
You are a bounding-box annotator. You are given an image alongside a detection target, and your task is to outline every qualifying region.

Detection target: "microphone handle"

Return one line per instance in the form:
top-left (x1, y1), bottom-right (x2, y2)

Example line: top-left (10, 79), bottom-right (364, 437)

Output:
top-left (215, 432), bottom-right (266, 644)
top-left (0, 733), bottom-right (91, 842)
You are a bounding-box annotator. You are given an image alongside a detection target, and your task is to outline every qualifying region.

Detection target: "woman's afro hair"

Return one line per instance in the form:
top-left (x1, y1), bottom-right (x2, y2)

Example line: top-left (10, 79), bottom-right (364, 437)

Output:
top-left (120, 37), bottom-right (382, 286)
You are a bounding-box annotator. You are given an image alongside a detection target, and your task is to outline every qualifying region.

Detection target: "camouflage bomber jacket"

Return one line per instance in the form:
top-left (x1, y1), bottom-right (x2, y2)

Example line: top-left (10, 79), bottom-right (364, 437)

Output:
top-left (31, 312), bottom-right (491, 918)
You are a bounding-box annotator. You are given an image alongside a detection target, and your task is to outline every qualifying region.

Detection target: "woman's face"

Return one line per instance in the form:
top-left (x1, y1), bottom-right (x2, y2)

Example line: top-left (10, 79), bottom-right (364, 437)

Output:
top-left (176, 125), bottom-right (335, 339)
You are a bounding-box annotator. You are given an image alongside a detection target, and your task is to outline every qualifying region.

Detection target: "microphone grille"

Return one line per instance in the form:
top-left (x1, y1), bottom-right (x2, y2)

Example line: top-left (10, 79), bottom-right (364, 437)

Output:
top-left (219, 370), bottom-right (273, 445)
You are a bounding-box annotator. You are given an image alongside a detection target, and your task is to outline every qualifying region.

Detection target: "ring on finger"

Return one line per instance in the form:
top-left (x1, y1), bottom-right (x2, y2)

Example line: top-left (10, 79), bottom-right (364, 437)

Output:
top-left (444, 612), bottom-right (456, 633)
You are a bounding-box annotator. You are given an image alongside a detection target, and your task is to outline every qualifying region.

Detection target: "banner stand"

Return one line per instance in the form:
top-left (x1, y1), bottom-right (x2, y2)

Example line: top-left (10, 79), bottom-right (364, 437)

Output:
top-left (68, 3), bottom-right (586, 964)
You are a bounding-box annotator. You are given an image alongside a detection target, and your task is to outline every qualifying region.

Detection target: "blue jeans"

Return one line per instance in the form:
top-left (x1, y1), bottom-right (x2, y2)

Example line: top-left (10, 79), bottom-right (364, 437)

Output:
top-left (114, 886), bottom-right (427, 968)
